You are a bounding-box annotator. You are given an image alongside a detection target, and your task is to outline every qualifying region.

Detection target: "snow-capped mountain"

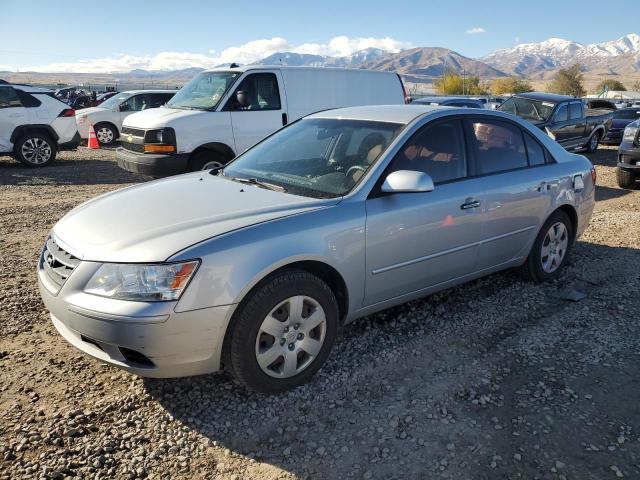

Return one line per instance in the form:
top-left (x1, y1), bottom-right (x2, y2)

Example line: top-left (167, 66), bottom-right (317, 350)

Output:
top-left (483, 34), bottom-right (640, 77)
top-left (254, 47), bottom-right (390, 68)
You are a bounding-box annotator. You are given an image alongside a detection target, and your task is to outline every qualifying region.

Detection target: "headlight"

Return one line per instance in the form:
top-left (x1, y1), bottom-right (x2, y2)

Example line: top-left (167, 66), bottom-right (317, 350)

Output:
top-left (84, 260), bottom-right (199, 301)
top-left (623, 126), bottom-right (638, 142)
top-left (143, 128), bottom-right (176, 153)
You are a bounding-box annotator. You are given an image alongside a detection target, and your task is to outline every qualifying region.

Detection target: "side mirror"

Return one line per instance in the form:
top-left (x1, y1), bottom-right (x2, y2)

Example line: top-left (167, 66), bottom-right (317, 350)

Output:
top-left (381, 170), bottom-right (434, 193)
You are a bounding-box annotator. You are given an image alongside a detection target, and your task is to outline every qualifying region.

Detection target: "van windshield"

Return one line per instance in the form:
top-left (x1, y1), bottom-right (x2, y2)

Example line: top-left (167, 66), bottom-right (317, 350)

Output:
top-left (221, 118), bottom-right (403, 198)
top-left (167, 72), bottom-right (240, 111)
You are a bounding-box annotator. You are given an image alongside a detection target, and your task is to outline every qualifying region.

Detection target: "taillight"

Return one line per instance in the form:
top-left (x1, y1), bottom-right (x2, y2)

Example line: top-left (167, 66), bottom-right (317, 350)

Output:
top-left (590, 167), bottom-right (596, 185)
top-left (58, 108), bottom-right (75, 117)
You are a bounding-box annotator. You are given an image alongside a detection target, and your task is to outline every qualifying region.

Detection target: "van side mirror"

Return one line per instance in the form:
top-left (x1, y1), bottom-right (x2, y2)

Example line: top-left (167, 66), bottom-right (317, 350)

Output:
top-left (381, 170), bottom-right (435, 193)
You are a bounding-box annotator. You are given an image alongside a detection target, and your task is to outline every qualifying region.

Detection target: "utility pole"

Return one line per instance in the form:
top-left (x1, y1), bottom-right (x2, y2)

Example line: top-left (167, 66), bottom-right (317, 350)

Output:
top-left (463, 69), bottom-right (466, 95)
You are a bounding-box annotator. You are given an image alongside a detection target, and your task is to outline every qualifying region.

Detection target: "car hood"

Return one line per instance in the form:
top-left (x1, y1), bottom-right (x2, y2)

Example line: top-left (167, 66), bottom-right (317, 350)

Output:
top-left (122, 107), bottom-right (209, 129)
top-left (52, 173), bottom-right (337, 263)
top-left (76, 106), bottom-right (109, 116)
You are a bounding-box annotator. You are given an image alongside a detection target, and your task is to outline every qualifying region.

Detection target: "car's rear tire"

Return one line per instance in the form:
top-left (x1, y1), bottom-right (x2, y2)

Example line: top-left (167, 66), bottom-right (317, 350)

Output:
top-left (616, 168), bottom-right (638, 189)
top-left (520, 210), bottom-right (573, 283)
top-left (188, 150), bottom-right (228, 172)
top-left (13, 133), bottom-right (57, 167)
top-left (225, 269), bottom-right (339, 393)
top-left (94, 123), bottom-right (118, 146)
top-left (586, 131), bottom-right (600, 153)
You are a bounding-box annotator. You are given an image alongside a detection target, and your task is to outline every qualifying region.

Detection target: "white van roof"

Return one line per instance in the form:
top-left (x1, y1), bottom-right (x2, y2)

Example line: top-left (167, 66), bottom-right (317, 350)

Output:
top-left (203, 65), bottom-right (399, 76)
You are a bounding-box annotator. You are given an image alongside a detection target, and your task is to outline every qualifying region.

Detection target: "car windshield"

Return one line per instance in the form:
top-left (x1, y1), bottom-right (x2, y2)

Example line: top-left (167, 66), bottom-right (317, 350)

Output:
top-left (221, 118), bottom-right (404, 198)
top-left (167, 71), bottom-right (240, 110)
top-left (98, 93), bottom-right (131, 109)
top-left (499, 96), bottom-right (556, 122)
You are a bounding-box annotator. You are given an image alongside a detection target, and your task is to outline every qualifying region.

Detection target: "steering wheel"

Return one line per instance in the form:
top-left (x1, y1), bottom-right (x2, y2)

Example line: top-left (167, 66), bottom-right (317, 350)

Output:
top-left (346, 165), bottom-right (367, 178)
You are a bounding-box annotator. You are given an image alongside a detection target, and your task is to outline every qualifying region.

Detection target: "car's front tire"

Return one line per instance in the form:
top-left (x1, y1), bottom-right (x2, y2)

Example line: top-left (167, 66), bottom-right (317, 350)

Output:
top-left (520, 210), bottom-right (573, 283)
top-left (94, 123), bottom-right (118, 146)
top-left (14, 133), bottom-right (57, 167)
top-left (225, 270), bottom-right (339, 393)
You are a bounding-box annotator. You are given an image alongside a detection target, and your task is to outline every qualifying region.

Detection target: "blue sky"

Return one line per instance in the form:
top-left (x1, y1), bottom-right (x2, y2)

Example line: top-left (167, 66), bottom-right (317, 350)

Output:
top-left (2, 0), bottom-right (638, 72)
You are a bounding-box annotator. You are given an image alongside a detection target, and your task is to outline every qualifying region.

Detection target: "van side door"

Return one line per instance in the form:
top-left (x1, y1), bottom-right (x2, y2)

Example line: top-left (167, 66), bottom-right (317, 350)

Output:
top-left (223, 71), bottom-right (287, 154)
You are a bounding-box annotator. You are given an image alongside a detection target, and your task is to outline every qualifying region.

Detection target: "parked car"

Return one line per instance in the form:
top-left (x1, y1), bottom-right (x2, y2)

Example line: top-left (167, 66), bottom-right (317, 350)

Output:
top-left (38, 105), bottom-right (595, 392)
top-left (75, 90), bottom-right (176, 146)
top-left (617, 118), bottom-right (640, 188)
top-left (0, 83), bottom-right (80, 166)
top-left (412, 96), bottom-right (485, 109)
top-left (116, 66), bottom-right (407, 177)
top-left (498, 92), bottom-right (613, 152)
top-left (93, 91), bottom-right (119, 106)
top-left (601, 108), bottom-right (640, 145)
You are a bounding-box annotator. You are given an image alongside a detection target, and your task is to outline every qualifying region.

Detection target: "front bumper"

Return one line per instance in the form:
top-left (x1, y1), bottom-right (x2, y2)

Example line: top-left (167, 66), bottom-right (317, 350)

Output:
top-left (116, 147), bottom-right (189, 177)
top-left (37, 253), bottom-right (234, 378)
top-left (618, 141), bottom-right (640, 171)
top-left (58, 131), bottom-right (81, 151)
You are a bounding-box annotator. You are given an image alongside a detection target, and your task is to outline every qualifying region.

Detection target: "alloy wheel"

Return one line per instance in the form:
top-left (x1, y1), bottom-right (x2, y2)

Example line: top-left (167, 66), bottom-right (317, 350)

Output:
top-left (96, 127), bottom-right (114, 144)
top-left (21, 137), bottom-right (52, 165)
top-left (541, 222), bottom-right (569, 273)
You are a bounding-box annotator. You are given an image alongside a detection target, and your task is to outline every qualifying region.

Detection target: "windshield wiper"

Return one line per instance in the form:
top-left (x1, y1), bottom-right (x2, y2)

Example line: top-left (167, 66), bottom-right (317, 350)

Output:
top-left (229, 176), bottom-right (286, 192)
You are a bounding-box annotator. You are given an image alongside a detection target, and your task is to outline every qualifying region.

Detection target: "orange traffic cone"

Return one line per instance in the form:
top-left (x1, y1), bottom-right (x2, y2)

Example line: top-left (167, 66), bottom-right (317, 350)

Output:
top-left (87, 123), bottom-right (99, 149)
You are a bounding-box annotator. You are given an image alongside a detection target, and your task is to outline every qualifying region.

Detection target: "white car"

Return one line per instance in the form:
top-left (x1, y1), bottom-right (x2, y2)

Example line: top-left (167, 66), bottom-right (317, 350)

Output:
top-left (75, 90), bottom-right (176, 146)
top-left (0, 83), bottom-right (80, 166)
top-left (116, 66), bottom-right (407, 177)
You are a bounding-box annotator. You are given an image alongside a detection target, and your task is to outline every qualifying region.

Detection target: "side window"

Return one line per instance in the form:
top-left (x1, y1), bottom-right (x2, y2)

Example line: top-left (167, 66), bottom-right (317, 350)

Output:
top-left (224, 73), bottom-right (281, 111)
top-left (15, 90), bottom-right (42, 108)
top-left (145, 94), bottom-right (170, 109)
top-left (0, 87), bottom-right (23, 108)
top-left (389, 120), bottom-right (467, 184)
top-left (569, 102), bottom-right (583, 120)
top-left (470, 119), bottom-right (528, 174)
top-left (554, 104), bottom-right (568, 122)
top-left (524, 132), bottom-right (546, 166)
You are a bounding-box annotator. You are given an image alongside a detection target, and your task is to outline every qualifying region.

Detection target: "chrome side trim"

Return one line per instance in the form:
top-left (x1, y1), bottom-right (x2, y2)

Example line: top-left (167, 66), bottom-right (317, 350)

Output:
top-left (371, 225), bottom-right (536, 275)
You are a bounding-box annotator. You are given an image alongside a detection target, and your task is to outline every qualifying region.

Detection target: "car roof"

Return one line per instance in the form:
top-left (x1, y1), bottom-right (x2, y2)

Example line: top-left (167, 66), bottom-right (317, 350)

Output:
top-left (307, 105), bottom-right (451, 124)
top-left (2, 84), bottom-right (53, 94)
top-left (119, 90), bottom-right (177, 94)
top-left (414, 96), bottom-right (482, 104)
top-left (515, 92), bottom-right (575, 103)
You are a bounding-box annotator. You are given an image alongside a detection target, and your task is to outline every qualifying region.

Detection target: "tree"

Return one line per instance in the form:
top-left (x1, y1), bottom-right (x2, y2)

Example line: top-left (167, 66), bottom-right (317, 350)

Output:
top-left (490, 77), bottom-right (533, 95)
top-left (632, 80), bottom-right (640, 92)
top-left (547, 64), bottom-right (586, 97)
top-left (595, 79), bottom-right (626, 92)
top-left (434, 71), bottom-right (488, 95)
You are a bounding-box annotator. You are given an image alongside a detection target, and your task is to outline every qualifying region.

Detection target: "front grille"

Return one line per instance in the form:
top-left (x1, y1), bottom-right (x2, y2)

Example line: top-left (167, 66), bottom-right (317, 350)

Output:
top-left (121, 141), bottom-right (145, 153)
top-left (121, 126), bottom-right (145, 137)
top-left (41, 237), bottom-right (80, 290)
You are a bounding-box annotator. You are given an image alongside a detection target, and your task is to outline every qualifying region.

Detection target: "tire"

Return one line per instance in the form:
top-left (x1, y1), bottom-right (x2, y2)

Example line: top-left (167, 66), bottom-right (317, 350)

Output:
top-left (94, 123), bottom-right (118, 146)
top-left (616, 167), bottom-right (638, 189)
top-left (520, 210), bottom-right (573, 283)
top-left (13, 133), bottom-right (57, 167)
top-left (225, 269), bottom-right (339, 393)
top-left (586, 131), bottom-right (600, 153)
top-left (188, 150), bottom-right (228, 172)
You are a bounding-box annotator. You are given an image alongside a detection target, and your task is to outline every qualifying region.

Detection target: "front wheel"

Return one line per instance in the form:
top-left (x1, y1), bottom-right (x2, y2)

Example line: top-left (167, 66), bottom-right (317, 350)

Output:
top-left (14, 134), bottom-right (56, 167)
top-left (225, 270), bottom-right (339, 393)
top-left (616, 168), bottom-right (638, 189)
top-left (188, 150), bottom-right (227, 172)
top-left (94, 123), bottom-right (118, 146)
top-left (520, 210), bottom-right (573, 283)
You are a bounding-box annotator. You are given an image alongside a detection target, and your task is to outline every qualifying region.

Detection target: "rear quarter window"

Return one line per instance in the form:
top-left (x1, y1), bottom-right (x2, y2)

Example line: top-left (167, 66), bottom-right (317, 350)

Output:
top-left (15, 90), bottom-right (42, 108)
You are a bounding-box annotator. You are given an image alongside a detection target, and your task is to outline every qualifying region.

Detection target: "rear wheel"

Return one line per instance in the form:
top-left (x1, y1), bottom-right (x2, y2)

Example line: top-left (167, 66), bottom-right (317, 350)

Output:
top-left (520, 210), bottom-right (573, 283)
top-left (225, 270), bottom-right (339, 393)
top-left (14, 134), bottom-right (56, 167)
top-left (94, 123), bottom-right (117, 146)
top-left (616, 168), bottom-right (638, 189)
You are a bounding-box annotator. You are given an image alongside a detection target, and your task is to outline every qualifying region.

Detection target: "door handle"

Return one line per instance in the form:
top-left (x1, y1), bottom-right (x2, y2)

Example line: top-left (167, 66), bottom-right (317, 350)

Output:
top-left (536, 182), bottom-right (547, 192)
top-left (282, 113), bottom-right (288, 126)
top-left (460, 200), bottom-right (481, 210)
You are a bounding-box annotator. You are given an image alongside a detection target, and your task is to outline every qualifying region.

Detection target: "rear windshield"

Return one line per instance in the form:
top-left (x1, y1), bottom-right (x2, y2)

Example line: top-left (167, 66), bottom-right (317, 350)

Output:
top-left (613, 109), bottom-right (640, 120)
top-left (499, 96), bottom-right (556, 122)
top-left (167, 71), bottom-right (240, 111)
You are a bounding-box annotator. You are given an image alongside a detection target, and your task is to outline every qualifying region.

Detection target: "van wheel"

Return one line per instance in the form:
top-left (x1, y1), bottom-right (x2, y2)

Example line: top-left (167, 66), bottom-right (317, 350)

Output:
top-left (14, 134), bottom-right (57, 167)
top-left (188, 151), bottom-right (227, 171)
top-left (225, 270), bottom-right (338, 393)
top-left (520, 210), bottom-right (573, 283)
top-left (586, 132), bottom-right (600, 153)
top-left (616, 168), bottom-right (638, 189)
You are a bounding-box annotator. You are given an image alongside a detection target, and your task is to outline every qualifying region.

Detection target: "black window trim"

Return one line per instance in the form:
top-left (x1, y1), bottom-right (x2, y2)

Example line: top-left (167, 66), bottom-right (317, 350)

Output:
top-left (222, 72), bottom-right (282, 112)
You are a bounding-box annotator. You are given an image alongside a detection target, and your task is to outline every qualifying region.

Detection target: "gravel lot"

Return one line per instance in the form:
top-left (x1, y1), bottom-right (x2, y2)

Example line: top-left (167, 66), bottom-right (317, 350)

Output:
top-left (1, 146), bottom-right (639, 480)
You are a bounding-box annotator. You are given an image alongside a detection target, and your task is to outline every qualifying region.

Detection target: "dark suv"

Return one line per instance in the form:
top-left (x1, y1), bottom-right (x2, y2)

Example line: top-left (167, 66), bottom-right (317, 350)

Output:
top-left (617, 118), bottom-right (640, 189)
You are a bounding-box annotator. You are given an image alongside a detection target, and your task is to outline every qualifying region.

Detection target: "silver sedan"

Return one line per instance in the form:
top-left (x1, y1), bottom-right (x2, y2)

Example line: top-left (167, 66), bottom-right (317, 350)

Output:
top-left (38, 105), bottom-right (595, 392)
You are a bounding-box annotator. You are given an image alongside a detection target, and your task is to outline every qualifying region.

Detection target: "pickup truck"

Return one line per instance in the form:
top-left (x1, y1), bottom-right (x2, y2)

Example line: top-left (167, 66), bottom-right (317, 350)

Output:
top-left (498, 92), bottom-right (613, 152)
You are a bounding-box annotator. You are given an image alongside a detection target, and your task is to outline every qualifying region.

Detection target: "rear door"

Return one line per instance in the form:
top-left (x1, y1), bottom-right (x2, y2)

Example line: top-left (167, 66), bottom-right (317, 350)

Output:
top-left (466, 117), bottom-right (554, 270)
top-left (0, 87), bottom-right (28, 151)
top-left (223, 71), bottom-right (287, 154)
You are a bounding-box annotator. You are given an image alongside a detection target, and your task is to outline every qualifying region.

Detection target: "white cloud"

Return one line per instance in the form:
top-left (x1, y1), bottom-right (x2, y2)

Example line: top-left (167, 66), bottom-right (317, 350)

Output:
top-left (23, 36), bottom-right (412, 73)
top-left (465, 27), bottom-right (486, 35)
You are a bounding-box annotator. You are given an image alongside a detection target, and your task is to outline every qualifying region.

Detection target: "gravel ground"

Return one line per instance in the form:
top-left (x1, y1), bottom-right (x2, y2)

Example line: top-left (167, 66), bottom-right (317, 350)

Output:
top-left (1, 146), bottom-right (639, 480)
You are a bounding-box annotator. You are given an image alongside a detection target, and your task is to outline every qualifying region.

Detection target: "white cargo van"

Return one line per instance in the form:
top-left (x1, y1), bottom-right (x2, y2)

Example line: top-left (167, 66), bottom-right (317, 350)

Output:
top-left (116, 66), bottom-right (406, 177)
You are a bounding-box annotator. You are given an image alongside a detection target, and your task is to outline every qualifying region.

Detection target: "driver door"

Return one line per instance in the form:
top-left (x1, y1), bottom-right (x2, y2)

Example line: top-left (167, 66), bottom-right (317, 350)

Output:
top-left (364, 119), bottom-right (485, 305)
top-left (223, 71), bottom-right (288, 154)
